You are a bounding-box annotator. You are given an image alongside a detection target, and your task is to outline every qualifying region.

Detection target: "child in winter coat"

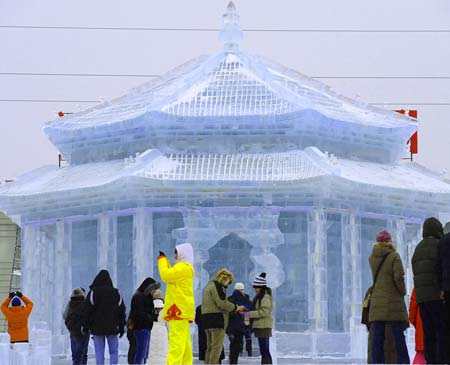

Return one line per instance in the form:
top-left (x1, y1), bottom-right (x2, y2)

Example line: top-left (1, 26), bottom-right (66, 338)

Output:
top-left (148, 289), bottom-right (169, 364)
top-left (246, 273), bottom-right (274, 365)
top-left (158, 243), bottom-right (195, 365)
top-left (63, 288), bottom-right (89, 365)
top-left (1, 291), bottom-right (33, 343)
top-left (409, 288), bottom-right (426, 364)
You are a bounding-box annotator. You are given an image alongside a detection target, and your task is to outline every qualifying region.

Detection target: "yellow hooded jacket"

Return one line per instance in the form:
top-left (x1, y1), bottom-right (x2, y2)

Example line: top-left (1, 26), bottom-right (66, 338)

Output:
top-left (158, 243), bottom-right (195, 322)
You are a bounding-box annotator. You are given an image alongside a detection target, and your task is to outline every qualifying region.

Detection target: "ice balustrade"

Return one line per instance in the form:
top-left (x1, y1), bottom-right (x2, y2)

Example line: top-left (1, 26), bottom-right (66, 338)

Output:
top-left (139, 150), bottom-right (328, 181)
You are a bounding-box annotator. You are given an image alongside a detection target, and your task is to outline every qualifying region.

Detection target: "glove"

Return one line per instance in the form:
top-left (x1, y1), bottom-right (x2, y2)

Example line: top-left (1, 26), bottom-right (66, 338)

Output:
top-left (159, 251), bottom-right (166, 258)
top-left (119, 327), bottom-right (125, 338)
top-left (9, 292), bottom-right (15, 298)
top-left (16, 291), bottom-right (23, 298)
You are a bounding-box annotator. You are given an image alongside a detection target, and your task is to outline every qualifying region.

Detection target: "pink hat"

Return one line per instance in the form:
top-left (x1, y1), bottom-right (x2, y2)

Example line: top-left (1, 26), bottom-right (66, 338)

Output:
top-left (376, 230), bottom-right (392, 243)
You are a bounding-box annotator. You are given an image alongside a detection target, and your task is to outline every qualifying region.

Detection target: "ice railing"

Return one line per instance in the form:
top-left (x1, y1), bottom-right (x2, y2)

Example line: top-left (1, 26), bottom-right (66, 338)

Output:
top-left (138, 151), bottom-right (328, 181)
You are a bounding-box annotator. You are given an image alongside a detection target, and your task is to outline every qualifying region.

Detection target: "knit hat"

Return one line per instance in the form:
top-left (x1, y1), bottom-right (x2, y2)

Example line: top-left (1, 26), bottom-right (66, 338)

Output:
top-left (11, 297), bottom-right (21, 307)
top-left (376, 230), bottom-right (392, 243)
top-left (253, 272), bottom-right (267, 288)
top-left (235, 282), bottom-right (245, 291)
top-left (71, 287), bottom-right (86, 299)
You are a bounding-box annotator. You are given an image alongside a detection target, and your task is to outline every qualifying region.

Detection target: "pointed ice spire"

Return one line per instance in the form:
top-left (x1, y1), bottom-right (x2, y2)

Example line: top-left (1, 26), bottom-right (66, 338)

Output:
top-left (219, 1), bottom-right (243, 53)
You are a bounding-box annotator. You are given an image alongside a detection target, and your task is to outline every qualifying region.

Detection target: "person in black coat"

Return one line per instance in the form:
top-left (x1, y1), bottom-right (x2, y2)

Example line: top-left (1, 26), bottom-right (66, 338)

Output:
top-left (227, 283), bottom-right (252, 364)
top-left (127, 277), bottom-right (161, 365)
top-left (195, 304), bottom-right (225, 364)
top-left (436, 222), bottom-right (450, 363)
top-left (63, 288), bottom-right (89, 365)
top-left (86, 270), bottom-right (126, 365)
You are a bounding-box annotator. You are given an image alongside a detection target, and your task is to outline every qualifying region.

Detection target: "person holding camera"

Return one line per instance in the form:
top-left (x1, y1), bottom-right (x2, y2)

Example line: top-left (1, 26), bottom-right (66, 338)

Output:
top-left (1, 291), bottom-right (33, 343)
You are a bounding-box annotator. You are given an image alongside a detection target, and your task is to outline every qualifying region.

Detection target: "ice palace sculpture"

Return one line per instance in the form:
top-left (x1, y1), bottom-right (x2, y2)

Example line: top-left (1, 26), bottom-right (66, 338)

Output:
top-left (1, 2), bottom-right (450, 360)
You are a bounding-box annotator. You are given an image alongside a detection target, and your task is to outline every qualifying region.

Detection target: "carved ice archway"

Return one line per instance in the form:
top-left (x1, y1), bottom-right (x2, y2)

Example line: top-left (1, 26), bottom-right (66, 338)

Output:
top-left (172, 210), bottom-right (285, 300)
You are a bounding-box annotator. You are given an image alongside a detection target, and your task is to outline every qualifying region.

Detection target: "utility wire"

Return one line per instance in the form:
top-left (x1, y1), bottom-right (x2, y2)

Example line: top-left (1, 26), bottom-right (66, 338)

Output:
top-left (1, 72), bottom-right (450, 80)
top-left (1, 25), bottom-right (450, 33)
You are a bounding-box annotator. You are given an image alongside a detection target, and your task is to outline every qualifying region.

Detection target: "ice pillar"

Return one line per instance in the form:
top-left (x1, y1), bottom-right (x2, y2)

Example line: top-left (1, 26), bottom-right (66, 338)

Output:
top-left (97, 213), bottom-right (117, 285)
top-left (341, 213), bottom-right (362, 330)
top-left (53, 221), bottom-right (72, 335)
top-left (22, 224), bottom-right (41, 322)
top-left (307, 209), bottom-right (328, 331)
top-left (133, 209), bottom-right (153, 290)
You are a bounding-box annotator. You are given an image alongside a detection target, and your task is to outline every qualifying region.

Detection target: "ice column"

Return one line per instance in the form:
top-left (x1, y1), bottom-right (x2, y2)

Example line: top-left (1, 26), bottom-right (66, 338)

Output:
top-left (97, 213), bottom-right (117, 284)
top-left (307, 209), bottom-right (328, 331)
top-left (53, 220), bottom-right (72, 335)
top-left (22, 224), bottom-right (41, 322)
top-left (133, 209), bottom-right (153, 289)
top-left (341, 213), bottom-right (362, 330)
top-left (388, 219), bottom-right (406, 262)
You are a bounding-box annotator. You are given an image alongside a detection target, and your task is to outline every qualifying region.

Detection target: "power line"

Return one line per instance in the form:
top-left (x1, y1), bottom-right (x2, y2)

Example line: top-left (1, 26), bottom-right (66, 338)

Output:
top-left (1, 99), bottom-right (449, 106)
top-left (1, 72), bottom-right (450, 80)
top-left (1, 25), bottom-right (450, 33)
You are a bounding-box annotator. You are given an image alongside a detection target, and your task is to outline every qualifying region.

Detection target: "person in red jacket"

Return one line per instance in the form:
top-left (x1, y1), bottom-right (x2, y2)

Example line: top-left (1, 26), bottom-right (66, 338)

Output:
top-left (1, 291), bottom-right (33, 343)
top-left (409, 288), bottom-right (426, 365)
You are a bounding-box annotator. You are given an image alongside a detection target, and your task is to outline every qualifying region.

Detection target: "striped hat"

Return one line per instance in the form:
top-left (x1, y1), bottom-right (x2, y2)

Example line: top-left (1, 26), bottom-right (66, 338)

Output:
top-left (253, 272), bottom-right (267, 288)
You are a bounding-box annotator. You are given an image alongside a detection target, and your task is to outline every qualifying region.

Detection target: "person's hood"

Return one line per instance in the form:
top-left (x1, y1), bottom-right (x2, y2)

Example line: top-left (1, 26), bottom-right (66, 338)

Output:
top-left (422, 217), bottom-right (443, 239)
top-left (90, 269), bottom-right (113, 289)
top-left (213, 268), bottom-right (234, 287)
top-left (137, 277), bottom-right (156, 293)
top-left (372, 241), bottom-right (396, 257)
top-left (71, 287), bottom-right (86, 300)
top-left (152, 288), bottom-right (164, 301)
top-left (175, 243), bottom-right (194, 266)
top-left (143, 282), bottom-right (161, 296)
top-left (444, 222), bottom-right (450, 235)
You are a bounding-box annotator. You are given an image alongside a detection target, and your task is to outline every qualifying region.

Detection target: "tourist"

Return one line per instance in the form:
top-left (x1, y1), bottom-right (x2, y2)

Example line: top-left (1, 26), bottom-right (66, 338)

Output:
top-left (245, 273), bottom-right (274, 365)
top-left (412, 217), bottom-right (447, 364)
top-left (195, 304), bottom-right (226, 364)
top-left (147, 288), bottom-right (167, 364)
top-left (127, 277), bottom-right (161, 364)
top-left (436, 221), bottom-right (450, 362)
top-left (1, 291), bottom-right (33, 344)
top-left (202, 268), bottom-right (245, 364)
top-left (368, 230), bottom-right (410, 364)
top-left (63, 288), bottom-right (89, 365)
top-left (86, 269), bottom-right (126, 365)
top-left (158, 243), bottom-right (195, 365)
top-left (409, 288), bottom-right (426, 364)
top-left (195, 305), bottom-right (207, 362)
top-left (227, 282), bottom-right (252, 364)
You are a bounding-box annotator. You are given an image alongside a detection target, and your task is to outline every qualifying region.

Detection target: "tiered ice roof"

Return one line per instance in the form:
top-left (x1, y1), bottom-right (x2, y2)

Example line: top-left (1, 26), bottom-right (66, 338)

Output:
top-left (44, 2), bottom-right (417, 164)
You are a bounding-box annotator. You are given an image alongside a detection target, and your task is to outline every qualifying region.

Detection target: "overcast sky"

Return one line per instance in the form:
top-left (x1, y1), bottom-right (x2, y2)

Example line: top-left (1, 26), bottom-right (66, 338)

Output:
top-left (1, 0), bottom-right (450, 179)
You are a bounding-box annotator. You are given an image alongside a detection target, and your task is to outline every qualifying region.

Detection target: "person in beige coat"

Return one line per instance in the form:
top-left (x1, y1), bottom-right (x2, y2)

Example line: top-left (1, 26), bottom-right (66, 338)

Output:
top-left (201, 269), bottom-right (245, 364)
top-left (368, 230), bottom-right (410, 364)
top-left (245, 272), bottom-right (274, 365)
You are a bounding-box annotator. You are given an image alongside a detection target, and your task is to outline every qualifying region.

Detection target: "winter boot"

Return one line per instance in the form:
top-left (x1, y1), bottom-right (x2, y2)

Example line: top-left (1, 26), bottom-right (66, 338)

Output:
top-left (261, 356), bottom-right (273, 364)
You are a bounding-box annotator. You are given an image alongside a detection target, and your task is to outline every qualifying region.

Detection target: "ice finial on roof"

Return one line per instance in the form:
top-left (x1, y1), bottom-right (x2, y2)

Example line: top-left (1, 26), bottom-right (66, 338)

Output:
top-left (219, 1), bottom-right (243, 53)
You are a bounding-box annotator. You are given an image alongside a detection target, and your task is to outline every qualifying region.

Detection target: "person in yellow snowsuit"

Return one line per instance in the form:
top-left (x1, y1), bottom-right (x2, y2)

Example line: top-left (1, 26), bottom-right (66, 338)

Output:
top-left (158, 242), bottom-right (195, 365)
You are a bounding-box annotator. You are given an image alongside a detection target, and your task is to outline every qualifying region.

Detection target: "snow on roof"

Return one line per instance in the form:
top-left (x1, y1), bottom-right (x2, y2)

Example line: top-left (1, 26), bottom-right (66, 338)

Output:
top-left (1, 149), bottom-right (449, 199)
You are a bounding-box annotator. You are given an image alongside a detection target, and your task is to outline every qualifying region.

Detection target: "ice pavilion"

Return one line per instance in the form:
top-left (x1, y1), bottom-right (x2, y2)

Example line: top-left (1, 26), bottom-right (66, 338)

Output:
top-left (1, 2), bottom-right (450, 358)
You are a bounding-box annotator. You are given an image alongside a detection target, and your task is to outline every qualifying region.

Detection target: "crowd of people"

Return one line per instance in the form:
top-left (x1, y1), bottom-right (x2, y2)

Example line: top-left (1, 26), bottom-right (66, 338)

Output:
top-left (367, 217), bottom-right (450, 364)
top-left (2, 216), bottom-right (450, 364)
